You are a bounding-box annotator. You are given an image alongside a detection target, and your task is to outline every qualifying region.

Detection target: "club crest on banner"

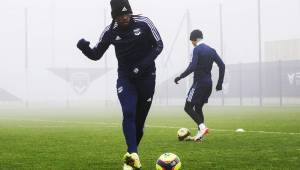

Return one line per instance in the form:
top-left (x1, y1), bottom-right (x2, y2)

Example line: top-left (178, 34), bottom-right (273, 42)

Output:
top-left (48, 68), bottom-right (111, 95)
top-left (70, 72), bottom-right (90, 95)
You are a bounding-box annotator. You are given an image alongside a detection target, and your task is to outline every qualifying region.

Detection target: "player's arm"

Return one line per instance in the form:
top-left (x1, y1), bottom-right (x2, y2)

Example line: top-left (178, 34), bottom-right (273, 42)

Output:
top-left (212, 49), bottom-right (225, 91)
top-left (77, 25), bottom-right (112, 61)
top-left (174, 49), bottom-right (198, 84)
top-left (135, 18), bottom-right (163, 72)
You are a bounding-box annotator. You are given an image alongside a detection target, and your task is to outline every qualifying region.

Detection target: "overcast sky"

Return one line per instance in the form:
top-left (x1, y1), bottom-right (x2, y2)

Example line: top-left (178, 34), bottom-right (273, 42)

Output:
top-left (1, 0), bottom-right (299, 65)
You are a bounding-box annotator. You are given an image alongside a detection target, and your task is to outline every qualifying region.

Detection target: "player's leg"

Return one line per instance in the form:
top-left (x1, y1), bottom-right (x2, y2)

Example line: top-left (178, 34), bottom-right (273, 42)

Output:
top-left (193, 85), bottom-right (212, 141)
top-left (117, 77), bottom-right (138, 153)
top-left (194, 102), bottom-right (209, 141)
top-left (117, 78), bottom-right (142, 169)
top-left (184, 83), bottom-right (202, 125)
top-left (135, 75), bottom-right (155, 146)
top-left (184, 101), bottom-right (201, 125)
top-left (195, 102), bottom-right (205, 126)
top-left (135, 98), bottom-right (152, 146)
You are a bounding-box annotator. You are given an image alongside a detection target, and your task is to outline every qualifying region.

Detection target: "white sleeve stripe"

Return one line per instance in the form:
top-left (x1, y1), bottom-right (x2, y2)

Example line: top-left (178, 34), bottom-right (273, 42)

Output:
top-left (138, 18), bottom-right (160, 41)
top-left (99, 25), bottom-right (110, 42)
top-left (134, 18), bottom-right (161, 41)
top-left (136, 19), bottom-right (160, 41)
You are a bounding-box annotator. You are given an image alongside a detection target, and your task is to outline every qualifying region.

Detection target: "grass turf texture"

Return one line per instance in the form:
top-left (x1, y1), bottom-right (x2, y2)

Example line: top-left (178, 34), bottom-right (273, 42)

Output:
top-left (0, 106), bottom-right (299, 169)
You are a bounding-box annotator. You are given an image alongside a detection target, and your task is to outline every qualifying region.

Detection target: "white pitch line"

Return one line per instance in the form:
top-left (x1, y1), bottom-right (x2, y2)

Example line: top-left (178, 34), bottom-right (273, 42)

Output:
top-left (145, 125), bottom-right (300, 135)
top-left (0, 117), bottom-right (119, 126)
top-left (245, 130), bottom-right (300, 135)
top-left (1, 117), bottom-right (300, 135)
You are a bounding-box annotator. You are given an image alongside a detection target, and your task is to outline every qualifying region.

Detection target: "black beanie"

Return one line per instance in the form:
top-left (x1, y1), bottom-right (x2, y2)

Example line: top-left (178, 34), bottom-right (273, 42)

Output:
top-left (190, 30), bottom-right (203, 41)
top-left (110, 0), bottom-right (133, 19)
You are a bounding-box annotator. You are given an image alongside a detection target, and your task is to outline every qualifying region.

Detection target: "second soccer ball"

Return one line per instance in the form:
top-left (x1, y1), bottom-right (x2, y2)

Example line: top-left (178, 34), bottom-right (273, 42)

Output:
top-left (177, 128), bottom-right (191, 141)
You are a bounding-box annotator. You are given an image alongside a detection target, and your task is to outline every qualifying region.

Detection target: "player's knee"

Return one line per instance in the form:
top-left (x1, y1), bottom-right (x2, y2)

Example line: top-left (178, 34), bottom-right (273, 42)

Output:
top-left (136, 129), bottom-right (144, 136)
top-left (122, 108), bottom-right (136, 121)
top-left (184, 106), bottom-right (189, 113)
top-left (195, 106), bottom-right (202, 112)
top-left (195, 102), bottom-right (204, 112)
top-left (123, 115), bottom-right (135, 124)
top-left (184, 103), bottom-right (193, 113)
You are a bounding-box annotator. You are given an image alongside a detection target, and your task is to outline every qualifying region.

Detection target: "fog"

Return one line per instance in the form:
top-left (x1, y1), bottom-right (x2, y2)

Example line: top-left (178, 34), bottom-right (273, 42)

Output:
top-left (0, 0), bottom-right (299, 107)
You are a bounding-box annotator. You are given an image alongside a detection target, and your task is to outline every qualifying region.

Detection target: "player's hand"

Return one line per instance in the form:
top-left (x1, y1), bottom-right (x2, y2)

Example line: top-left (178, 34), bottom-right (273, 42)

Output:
top-left (174, 76), bottom-right (181, 84)
top-left (216, 83), bottom-right (222, 91)
top-left (77, 38), bottom-right (90, 51)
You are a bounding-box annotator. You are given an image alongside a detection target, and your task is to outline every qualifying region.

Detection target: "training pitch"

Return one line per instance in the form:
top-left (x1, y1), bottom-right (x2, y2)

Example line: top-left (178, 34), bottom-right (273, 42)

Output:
top-left (0, 106), bottom-right (299, 169)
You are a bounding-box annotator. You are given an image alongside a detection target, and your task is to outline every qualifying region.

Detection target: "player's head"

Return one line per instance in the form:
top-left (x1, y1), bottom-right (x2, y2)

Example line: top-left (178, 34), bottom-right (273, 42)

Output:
top-left (190, 29), bottom-right (203, 46)
top-left (110, 0), bottom-right (133, 28)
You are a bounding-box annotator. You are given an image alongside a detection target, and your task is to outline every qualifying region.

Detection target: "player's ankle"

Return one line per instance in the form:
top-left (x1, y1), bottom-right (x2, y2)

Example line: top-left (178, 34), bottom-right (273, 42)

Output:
top-left (199, 123), bottom-right (206, 131)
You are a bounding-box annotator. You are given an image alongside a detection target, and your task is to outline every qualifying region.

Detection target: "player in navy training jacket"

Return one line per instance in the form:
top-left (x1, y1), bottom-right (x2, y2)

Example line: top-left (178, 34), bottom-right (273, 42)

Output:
top-left (77, 0), bottom-right (163, 169)
top-left (174, 30), bottom-right (225, 141)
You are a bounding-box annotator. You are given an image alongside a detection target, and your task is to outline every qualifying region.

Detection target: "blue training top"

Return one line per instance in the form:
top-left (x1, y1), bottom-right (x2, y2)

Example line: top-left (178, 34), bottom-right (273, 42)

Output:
top-left (180, 42), bottom-right (225, 86)
top-left (81, 15), bottom-right (163, 77)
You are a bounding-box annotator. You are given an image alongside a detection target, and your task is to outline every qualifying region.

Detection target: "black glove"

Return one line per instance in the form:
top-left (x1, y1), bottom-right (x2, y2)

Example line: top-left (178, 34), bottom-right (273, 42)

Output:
top-left (174, 76), bottom-right (181, 84)
top-left (216, 83), bottom-right (222, 91)
top-left (77, 38), bottom-right (90, 51)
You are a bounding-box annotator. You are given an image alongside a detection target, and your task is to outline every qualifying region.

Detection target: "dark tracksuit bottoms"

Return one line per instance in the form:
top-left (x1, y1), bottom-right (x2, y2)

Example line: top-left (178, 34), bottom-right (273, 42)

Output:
top-left (117, 74), bottom-right (155, 153)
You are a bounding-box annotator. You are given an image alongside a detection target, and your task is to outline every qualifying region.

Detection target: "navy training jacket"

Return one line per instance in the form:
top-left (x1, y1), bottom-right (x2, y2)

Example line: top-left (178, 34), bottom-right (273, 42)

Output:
top-left (81, 15), bottom-right (163, 77)
top-left (180, 43), bottom-right (225, 86)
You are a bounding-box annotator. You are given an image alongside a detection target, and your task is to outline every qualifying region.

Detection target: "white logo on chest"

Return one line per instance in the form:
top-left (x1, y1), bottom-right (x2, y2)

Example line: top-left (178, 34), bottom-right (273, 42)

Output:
top-left (133, 28), bottom-right (141, 36)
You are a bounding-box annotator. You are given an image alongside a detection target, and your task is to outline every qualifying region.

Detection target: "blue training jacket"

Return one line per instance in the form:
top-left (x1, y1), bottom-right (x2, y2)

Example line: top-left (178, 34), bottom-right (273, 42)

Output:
top-left (180, 42), bottom-right (225, 86)
top-left (81, 15), bottom-right (163, 77)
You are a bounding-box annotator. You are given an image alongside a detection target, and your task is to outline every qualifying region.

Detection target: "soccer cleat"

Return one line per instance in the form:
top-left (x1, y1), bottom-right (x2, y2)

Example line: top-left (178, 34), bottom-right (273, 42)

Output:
top-left (183, 135), bottom-right (195, 141)
top-left (123, 152), bottom-right (142, 170)
top-left (194, 127), bottom-right (209, 141)
top-left (123, 164), bottom-right (133, 170)
top-left (194, 136), bottom-right (204, 142)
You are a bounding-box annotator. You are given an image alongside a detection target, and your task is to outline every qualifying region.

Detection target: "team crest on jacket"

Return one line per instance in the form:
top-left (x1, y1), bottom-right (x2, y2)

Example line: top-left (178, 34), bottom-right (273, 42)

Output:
top-left (133, 28), bottom-right (141, 36)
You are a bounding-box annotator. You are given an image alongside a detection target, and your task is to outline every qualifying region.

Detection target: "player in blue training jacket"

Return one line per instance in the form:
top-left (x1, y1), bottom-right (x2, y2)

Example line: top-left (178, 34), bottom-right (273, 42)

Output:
top-left (174, 30), bottom-right (225, 141)
top-left (77, 0), bottom-right (163, 169)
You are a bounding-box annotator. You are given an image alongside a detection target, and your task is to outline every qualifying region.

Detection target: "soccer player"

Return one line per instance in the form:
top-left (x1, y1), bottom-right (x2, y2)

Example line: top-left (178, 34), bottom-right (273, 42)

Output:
top-left (76, 0), bottom-right (163, 169)
top-left (174, 30), bottom-right (225, 141)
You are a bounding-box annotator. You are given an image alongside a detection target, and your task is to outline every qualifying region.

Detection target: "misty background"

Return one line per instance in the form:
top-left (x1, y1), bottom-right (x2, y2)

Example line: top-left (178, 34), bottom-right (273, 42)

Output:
top-left (0, 0), bottom-right (299, 108)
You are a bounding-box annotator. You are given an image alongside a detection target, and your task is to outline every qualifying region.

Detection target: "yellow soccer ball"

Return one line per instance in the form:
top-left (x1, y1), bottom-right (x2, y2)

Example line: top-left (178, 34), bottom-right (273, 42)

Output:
top-left (156, 153), bottom-right (181, 170)
top-left (177, 128), bottom-right (191, 141)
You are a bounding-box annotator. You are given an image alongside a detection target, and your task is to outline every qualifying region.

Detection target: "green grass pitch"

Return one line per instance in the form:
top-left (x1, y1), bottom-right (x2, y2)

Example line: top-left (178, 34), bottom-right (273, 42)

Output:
top-left (0, 106), bottom-right (299, 169)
